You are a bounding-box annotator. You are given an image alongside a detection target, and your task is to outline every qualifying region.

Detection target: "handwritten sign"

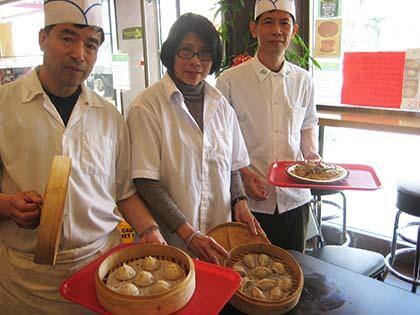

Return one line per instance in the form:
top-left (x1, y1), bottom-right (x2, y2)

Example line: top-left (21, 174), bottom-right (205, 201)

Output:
top-left (341, 52), bottom-right (406, 108)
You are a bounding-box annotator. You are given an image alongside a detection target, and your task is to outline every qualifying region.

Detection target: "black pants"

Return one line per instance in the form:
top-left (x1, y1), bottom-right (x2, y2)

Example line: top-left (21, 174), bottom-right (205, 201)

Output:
top-left (252, 203), bottom-right (310, 252)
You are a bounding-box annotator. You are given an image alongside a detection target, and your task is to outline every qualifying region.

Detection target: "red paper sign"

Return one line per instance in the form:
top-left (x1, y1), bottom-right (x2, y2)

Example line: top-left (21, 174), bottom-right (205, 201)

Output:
top-left (341, 52), bottom-right (406, 108)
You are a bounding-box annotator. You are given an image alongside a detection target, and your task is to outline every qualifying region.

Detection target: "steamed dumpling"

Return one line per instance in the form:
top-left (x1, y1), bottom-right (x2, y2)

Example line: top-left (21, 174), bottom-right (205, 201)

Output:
top-left (134, 270), bottom-right (154, 287)
top-left (114, 263), bottom-right (136, 281)
top-left (163, 262), bottom-right (184, 281)
top-left (143, 256), bottom-right (161, 271)
top-left (251, 267), bottom-right (271, 279)
top-left (251, 286), bottom-right (266, 300)
top-left (243, 254), bottom-right (256, 269)
top-left (232, 263), bottom-right (247, 277)
top-left (278, 276), bottom-right (293, 291)
top-left (117, 283), bottom-right (140, 296)
top-left (271, 261), bottom-right (286, 274)
top-left (240, 278), bottom-right (254, 293)
top-left (268, 287), bottom-right (284, 301)
top-left (258, 254), bottom-right (272, 267)
top-left (256, 278), bottom-right (276, 291)
top-left (150, 280), bottom-right (171, 294)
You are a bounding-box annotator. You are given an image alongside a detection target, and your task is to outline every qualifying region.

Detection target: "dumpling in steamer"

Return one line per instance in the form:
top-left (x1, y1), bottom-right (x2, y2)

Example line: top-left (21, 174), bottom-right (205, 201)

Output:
top-left (114, 263), bottom-right (136, 281)
top-left (163, 262), bottom-right (184, 281)
top-left (251, 266), bottom-right (271, 279)
top-left (256, 278), bottom-right (276, 291)
top-left (258, 254), bottom-right (272, 267)
top-left (143, 256), bottom-right (161, 271)
top-left (271, 261), bottom-right (286, 275)
top-left (251, 286), bottom-right (266, 300)
top-left (134, 270), bottom-right (154, 287)
top-left (243, 254), bottom-right (256, 269)
top-left (232, 263), bottom-right (247, 277)
top-left (150, 280), bottom-right (171, 294)
top-left (117, 283), bottom-right (140, 296)
top-left (268, 287), bottom-right (284, 301)
top-left (278, 276), bottom-right (293, 291)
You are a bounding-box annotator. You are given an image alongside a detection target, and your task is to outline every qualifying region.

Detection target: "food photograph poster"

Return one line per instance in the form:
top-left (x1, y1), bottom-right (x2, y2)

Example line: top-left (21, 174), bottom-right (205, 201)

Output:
top-left (314, 19), bottom-right (342, 58)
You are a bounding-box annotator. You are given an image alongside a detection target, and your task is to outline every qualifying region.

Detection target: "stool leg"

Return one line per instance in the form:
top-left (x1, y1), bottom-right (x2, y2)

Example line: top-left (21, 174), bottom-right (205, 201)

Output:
top-left (384, 210), bottom-right (401, 280)
top-left (312, 195), bottom-right (326, 247)
top-left (339, 191), bottom-right (347, 245)
top-left (412, 225), bottom-right (420, 293)
top-left (390, 211), bottom-right (402, 266)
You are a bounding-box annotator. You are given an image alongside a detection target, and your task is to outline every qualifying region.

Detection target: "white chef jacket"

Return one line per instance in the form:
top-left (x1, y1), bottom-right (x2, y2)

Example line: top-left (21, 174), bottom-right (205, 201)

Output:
top-left (0, 68), bottom-right (136, 252)
top-left (127, 73), bottom-right (250, 233)
top-left (216, 57), bottom-right (318, 214)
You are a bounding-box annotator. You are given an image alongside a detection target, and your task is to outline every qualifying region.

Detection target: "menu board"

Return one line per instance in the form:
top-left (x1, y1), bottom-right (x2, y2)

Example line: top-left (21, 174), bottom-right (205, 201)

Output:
top-left (401, 49), bottom-right (420, 111)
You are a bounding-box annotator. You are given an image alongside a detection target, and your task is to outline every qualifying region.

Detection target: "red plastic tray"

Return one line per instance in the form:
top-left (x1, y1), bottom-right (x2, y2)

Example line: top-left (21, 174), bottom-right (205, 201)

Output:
top-left (60, 244), bottom-right (240, 315)
top-left (268, 161), bottom-right (382, 190)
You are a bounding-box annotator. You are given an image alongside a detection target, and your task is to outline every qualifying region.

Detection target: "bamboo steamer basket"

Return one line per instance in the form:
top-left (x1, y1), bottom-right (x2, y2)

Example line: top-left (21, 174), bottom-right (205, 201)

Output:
top-left (226, 243), bottom-right (304, 315)
top-left (207, 222), bottom-right (270, 262)
top-left (95, 244), bottom-right (195, 315)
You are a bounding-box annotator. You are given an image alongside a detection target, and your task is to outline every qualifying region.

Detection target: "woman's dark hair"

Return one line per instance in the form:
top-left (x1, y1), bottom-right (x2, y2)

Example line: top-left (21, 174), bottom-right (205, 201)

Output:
top-left (160, 13), bottom-right (222, 74)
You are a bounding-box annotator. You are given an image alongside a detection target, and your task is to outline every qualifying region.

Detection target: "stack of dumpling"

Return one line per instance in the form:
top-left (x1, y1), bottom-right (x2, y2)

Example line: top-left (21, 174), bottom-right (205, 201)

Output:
top-left (231, 253), bottom-right (294, 301)
top-left (106, 256), bottom-right (186, 297)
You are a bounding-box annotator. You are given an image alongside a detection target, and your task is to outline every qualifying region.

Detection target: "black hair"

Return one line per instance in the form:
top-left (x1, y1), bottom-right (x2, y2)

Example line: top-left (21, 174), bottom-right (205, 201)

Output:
top-left (160, 13), bottom-right (222, 74)
top-left (43, 24), bottom-right (105, 44)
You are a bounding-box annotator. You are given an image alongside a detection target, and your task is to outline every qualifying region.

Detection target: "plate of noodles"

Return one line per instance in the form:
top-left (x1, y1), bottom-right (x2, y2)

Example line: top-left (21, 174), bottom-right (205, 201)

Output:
top-left (286, 161), bottom-right (349, 184)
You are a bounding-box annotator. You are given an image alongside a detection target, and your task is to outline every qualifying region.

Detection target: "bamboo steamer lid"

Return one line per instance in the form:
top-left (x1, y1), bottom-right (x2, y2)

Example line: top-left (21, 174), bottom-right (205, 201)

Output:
top-left (34, 155), bottom-right (71, 265)
top-left (227, 243), bottom-right (304, 315)
top-left (207, 222), bottom-right (270, 250)
top-left (95, 244), bottom-right (195, 315)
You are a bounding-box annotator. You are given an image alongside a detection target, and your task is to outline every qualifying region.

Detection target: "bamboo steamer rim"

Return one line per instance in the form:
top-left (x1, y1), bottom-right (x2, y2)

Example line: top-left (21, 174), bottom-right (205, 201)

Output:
top-left (207, 222), bottom-right (270, 249)
top-left (96, 243), bottom-right (195, 299)
top-left (226, 242), bottom-right (304, 306)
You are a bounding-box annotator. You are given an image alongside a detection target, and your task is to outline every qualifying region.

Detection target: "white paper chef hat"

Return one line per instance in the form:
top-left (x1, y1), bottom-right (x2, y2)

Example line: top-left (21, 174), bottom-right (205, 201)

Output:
top-left (44, 0), bottom-right (103, 28)
top-left (254, 0), bottom-right (296, 21)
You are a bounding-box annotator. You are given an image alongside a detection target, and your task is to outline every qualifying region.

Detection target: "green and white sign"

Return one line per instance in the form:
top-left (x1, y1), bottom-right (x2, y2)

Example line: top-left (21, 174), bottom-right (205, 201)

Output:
top-left (122, 27), bottom-right (142, 40)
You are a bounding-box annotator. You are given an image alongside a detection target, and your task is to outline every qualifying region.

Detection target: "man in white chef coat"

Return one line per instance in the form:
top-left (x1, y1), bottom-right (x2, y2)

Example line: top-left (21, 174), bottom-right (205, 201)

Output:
top-left (0, 1), bottom-right (165, 313)
top-left (216, 0), bottom-right (320, 252)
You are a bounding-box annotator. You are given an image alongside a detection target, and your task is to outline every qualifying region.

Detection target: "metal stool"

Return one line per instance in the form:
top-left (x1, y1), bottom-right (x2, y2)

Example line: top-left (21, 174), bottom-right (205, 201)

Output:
top-left (385, 180), bottom-right (420, 293)
top-left (311, 189), bottom-right (350, 246)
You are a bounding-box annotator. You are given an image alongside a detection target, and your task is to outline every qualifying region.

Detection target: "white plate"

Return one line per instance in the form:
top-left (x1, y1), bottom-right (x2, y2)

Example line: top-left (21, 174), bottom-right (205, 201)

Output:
top-left (286, 163), bottom-right (349, 184)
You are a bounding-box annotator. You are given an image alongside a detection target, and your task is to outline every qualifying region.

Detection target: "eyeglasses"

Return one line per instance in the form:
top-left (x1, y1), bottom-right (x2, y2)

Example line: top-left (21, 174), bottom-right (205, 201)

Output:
top-left (176, 48), bottom-right (213, 62)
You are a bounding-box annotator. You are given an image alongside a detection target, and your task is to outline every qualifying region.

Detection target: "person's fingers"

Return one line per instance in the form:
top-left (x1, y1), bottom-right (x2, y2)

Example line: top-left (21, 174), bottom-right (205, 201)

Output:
top-left (209, 237), bottom-right (229, 258)
top-left (23, 191), bottom-right (43, 205)
top-left (254, 217), bottom-right (266, 236)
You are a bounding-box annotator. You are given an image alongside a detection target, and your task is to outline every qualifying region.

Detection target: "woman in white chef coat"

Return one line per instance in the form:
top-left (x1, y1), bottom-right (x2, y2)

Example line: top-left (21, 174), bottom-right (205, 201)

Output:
top-left (127, 13), bottom-right (264, 264)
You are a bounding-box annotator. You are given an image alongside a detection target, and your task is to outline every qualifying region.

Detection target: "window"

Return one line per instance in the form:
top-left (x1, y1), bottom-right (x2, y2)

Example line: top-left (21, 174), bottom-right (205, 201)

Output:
top-left (310, 0), bottom-right (420, 238)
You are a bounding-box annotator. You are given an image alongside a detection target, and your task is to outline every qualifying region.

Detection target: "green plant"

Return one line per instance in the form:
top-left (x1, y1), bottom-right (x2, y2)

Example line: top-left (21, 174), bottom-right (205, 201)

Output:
top-left (213, 0), bottom-right (320, 72)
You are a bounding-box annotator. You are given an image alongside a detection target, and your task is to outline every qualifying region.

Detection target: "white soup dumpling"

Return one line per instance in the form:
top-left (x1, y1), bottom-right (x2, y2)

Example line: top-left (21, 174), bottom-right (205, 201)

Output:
top-left (134, 270), bottom-right (154, 287)
top-left (163, 262), bottom-right (184, 281)
top-left (143, 256), bottom-right (161, 271)
top-left (232, 263), bottom-right (247, 277)
top-left (117, 283), bottom-right (140, 296)
top-left (114, 263), bottom-right (136, 281)
top-left (150, 280), bottom-right (171, 294)
top-left (271, 261), bottom-right (286, 275)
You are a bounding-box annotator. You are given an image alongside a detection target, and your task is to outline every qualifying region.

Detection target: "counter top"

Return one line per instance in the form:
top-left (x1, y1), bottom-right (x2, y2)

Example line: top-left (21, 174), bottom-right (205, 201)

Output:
top-left (317, 105), bottom-right (420, 135)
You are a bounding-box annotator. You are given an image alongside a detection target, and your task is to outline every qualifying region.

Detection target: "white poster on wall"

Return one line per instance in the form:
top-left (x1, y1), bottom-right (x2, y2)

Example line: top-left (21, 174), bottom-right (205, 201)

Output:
top-left (401, 48), bottom-right (420, 111)
top-left (112, 53), bottom-right (130, 91)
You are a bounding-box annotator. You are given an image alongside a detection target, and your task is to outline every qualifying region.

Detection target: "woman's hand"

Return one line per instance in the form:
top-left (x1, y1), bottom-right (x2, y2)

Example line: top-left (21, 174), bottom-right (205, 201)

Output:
top-left (188, 233), bottom-right (229, 265)
top-left (9, 191), bottom-right (43, 229)
top-left (240, 167), bottom-right (268, 201)
top-left (138, 229), bottom-right (167, 245)
top-left (234, 199), bottom-right (265, 236)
